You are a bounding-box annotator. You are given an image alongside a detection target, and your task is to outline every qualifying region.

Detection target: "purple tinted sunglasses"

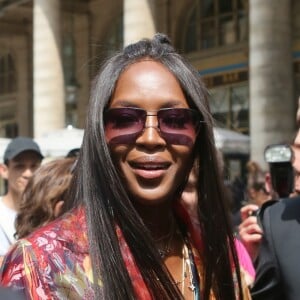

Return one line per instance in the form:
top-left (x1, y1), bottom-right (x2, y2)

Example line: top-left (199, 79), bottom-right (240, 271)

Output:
top-left (104, 107), bottom-right (203, 146)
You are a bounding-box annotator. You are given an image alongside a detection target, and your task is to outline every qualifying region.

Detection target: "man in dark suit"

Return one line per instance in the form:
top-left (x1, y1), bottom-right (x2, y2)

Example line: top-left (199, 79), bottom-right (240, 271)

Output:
top-left (251, 129), bottom-right (300, 299)
top-left (251, 196), bottom-right (300, 299)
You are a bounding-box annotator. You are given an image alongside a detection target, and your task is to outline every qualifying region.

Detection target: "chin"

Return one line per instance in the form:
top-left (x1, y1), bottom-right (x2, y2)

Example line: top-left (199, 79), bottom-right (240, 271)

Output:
top-left (17, 186), bottom-right (26, 193)
top-left (125, 177), bottom-right (178, 206)
top-left (137, 198), bottom-right (168, 206)
top-left (131, 191), bottom-right (173, 207)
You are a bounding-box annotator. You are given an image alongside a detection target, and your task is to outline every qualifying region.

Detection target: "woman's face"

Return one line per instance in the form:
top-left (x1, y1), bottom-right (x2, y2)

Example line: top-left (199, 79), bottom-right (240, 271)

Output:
top-left (106, 60), bottom-right (196, 205)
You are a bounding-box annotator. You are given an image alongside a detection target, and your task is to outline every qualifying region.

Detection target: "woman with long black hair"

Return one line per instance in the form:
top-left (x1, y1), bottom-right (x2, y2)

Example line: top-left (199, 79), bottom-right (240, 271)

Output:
top-left (0, 33), bottom-right (252, 299)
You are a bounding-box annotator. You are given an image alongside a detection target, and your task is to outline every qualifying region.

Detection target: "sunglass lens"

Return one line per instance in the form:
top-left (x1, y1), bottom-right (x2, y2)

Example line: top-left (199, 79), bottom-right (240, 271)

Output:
top-left (105, 108), bottom-right (145, 129)
top-left (104, 108), bottom-right (146, 144)
top-left (158, 109), bottom-right (200, 146)
top-left (158, 108), bottom-right (198, 132)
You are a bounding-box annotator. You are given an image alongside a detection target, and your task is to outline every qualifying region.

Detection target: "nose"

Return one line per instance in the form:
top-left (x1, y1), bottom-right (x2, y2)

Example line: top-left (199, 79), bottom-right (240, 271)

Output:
top-left (22, 167), bottom-right (35, 179)
top-left (136, 115), bottom-right (166, 148)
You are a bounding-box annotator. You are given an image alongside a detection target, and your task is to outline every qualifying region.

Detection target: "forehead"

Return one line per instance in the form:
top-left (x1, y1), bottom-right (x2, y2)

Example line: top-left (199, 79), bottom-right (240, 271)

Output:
top-left (9, 151), bottom-right (42, 165)
top-left (110, 60), bottom-right (188, 109)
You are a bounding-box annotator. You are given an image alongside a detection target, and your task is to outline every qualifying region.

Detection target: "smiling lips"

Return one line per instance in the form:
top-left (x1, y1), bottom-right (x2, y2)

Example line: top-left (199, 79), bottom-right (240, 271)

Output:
top-left (129, 159), bottom-right (171, 179)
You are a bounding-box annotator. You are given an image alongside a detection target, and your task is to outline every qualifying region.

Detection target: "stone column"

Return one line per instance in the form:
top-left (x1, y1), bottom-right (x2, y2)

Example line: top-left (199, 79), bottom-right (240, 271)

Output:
top-left (123, 0), bottom-right (156, 46)
top-left (16, 36), bottom-right (30, 136)
top-left (33, 0), bottom-right (65, 138)
top-left (249, 0), bottom-right (294, 167)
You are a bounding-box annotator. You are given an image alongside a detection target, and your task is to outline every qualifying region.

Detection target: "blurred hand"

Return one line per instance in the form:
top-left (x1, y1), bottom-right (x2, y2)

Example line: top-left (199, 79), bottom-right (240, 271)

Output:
top-left (180, 168), bottom-right (198, 222)
top-left (238, 204), bottom-right (263, 262)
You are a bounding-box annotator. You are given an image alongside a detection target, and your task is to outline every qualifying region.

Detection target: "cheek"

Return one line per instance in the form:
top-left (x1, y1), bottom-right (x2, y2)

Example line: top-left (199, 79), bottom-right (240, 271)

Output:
top-left (172, 146), bottom-right (195, 168)
top-left (109, 145), bottom-right (130, 172)
top-left (9, 170), bottom-right (20, 181)
top-left (169, 148), bottom-right (195, 185)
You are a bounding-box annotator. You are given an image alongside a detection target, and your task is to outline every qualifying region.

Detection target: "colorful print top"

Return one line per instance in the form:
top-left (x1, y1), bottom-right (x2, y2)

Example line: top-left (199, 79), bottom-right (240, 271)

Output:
top-left (0, 207), bottom-right (93, 299)
top-left (0, 206), bottom-right (253, 299)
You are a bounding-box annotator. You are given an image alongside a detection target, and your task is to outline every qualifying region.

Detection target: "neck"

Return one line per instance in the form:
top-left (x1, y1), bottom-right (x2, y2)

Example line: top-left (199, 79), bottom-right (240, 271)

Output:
top-left (133, 200), bottom-right (176, 240)
top-left (2, 190), bottom-right (20, 211)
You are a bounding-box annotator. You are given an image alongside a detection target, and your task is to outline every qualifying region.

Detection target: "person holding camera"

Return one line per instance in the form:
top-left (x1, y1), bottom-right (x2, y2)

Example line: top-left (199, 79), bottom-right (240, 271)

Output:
top-left (250, 138), bottom-right (300, 299)
top-left (237, 159), bottom-right (276, 262)
top-left (239, 142), bottom-right (295, 260)
top-left (240, 130), bottom-right (300, 299)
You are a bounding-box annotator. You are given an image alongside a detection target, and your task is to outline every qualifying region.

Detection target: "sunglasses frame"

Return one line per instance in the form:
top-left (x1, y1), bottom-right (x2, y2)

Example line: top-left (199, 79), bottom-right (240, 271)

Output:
top-left (104, 107), bottom-right (203, 145)
top-left (104, 107), bottom-right (203, 146)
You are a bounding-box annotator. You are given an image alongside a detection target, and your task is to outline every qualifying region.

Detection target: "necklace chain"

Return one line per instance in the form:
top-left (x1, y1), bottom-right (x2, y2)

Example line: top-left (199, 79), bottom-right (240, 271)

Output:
top-left (155, 238), bottom-right (196, 297)
top-left (154, 216), bottom-right (176, 259)
top-left (154, 217), bottom-right (195, 294)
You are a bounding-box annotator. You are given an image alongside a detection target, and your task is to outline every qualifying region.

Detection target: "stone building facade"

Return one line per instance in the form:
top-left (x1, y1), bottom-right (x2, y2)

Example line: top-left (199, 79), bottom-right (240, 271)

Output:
top-left (0, 0), bottom-right (299, 167)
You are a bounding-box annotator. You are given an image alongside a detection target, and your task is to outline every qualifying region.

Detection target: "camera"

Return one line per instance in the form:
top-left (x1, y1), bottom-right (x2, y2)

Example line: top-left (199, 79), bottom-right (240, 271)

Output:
top-left (248, 209), bottom-right (259, 217)
top-left (264, 144), bottom-right (294, 198)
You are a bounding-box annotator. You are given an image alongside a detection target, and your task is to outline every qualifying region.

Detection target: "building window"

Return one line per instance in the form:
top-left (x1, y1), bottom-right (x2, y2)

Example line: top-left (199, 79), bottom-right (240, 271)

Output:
top-left (0, 52), bottom-right (18, 138)
top-left (4, 122), bottom-right (18, 138)
top-left (209, 83), bottom-right (249, 133)
top-left (100, 16), bottom-right (123, 61)
top-left (92, 16), bottom-right (123, 78)
top-left (184, 0), bottom-right (248, 52)
top-left (0, 53), bottom-right (17, 95)
top-left (105, 17), bottom-right (123, 55)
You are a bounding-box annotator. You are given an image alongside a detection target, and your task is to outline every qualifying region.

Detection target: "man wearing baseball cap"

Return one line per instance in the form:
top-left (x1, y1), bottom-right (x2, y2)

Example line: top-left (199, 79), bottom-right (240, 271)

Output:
top-left (0, 137), bottom-right (43, 256)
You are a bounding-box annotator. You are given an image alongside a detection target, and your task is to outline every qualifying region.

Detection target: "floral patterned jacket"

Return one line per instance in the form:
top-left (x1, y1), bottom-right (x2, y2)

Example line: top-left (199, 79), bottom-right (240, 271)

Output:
top-left (0, 206), bottom-right (253, 299)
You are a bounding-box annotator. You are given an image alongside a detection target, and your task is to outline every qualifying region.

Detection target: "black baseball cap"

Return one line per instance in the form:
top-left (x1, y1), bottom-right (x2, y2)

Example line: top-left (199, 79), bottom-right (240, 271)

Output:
top-left (4, 137), bottom-right (44, 162)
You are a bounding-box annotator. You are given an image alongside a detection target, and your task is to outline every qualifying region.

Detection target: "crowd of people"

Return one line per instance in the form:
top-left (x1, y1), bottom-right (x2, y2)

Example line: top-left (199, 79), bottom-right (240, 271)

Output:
top-left (0, 33), bottom-right (299, 300)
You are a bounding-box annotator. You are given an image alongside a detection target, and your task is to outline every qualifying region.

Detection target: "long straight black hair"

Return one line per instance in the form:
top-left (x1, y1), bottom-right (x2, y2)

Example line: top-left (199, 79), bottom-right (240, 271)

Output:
top-left (70, 33), bottom-right (243, 299)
